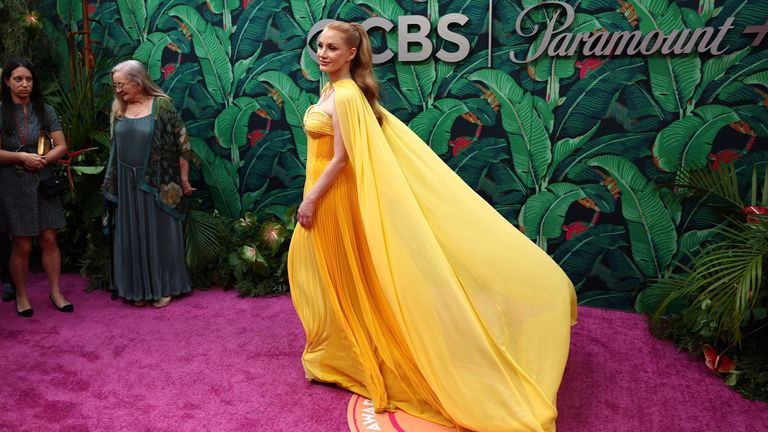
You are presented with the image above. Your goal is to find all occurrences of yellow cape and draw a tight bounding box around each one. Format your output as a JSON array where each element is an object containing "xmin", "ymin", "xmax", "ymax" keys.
[{"xmin": 298, "ymin": 79, "xmax": 577, "ymax": 432}]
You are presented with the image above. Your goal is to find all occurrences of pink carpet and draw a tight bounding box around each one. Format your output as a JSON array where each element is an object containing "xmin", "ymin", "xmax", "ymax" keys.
[{"xmin": 1, "ymin": 273, "xmax": 766, "ymax": 431}]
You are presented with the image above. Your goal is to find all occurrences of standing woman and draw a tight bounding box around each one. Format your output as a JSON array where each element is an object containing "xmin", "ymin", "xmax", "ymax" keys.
[
  {"xmin": 288, "ymin": 22, "xmax": 577, "ymax": 431},
  {"xmin": 0, "ymin": 59, "xmax": 71, "ymax": 318},
  {"xmin": 103, "ymin": 60, "xmax": 193, "ymax": 308}
]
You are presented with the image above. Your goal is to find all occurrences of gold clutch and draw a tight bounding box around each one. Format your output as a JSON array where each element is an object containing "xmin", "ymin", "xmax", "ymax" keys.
[{"xmin": 37, "ymin": 132, "xmax": 54, "ymax": 156}]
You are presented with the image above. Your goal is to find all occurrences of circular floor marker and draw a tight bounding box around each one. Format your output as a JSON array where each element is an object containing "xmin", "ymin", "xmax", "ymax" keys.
[{"xmin": 346, "ymin": 394, "xmax": 457, "ymax": 432}]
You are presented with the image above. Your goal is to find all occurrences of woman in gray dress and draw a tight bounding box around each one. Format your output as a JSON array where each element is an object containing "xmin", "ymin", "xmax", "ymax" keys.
[
  {"xmin": 103, "ymin": 60, "xmax": 193, "ymax": 308},
  {"xmin": 0, "ymin": 59, "xmax": 71, "ymax": 318}
]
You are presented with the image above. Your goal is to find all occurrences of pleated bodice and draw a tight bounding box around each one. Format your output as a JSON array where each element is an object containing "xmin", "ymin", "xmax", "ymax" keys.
[{"xmin": 303, "ymin": 107, "xmax": 338, "ymax": 188}]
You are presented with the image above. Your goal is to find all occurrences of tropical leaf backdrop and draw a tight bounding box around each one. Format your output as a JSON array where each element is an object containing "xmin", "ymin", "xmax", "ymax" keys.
[{"xmin": 40, "ymin": 0, "xmax": 767, "ymax": 309}]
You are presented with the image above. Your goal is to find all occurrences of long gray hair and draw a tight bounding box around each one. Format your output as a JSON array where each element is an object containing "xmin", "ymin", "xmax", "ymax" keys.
[{"xmin": 110, "ymin": 60, "xmax": 167, "ymax": 118}]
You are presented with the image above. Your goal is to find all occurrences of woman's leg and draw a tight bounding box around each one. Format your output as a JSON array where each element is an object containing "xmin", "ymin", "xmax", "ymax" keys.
[
  {"xmin": 39, "ymin": 229, "xmax": 70, "ymax": 307},
  {"xmin": 10, "ymin": 236, "xmax": 33, "ymax": 311}
]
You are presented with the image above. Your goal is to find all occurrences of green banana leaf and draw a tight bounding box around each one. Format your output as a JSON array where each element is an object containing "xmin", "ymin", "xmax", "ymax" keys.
[
  {"xmin": 468, "ymin": 69, "xmax": 551, "ymax": 189},
  {"xmin": 116, "ymin": 0, "xmax": 147, "ymax": 41},
  {"xmin": 134, "ymin": 33, "xmax": 174, "ymax": 81},
  {"xmin": 232, "ymin": 0, "xmax": 283, "ymax": 61},
  {"xmin": 518, "ymin": 182, "xmax": 587, "ymax": 248},
  {"xmin": 149, "ymin": 0, "xmax": 204, "ymax": 32},
  {"xmin": 409, "ymin": 98, "xmax": 476, "ymax": 155},
  {"xmin": 691, "ymin": 47, "xmax": 751, "ymax": 106},
  {"xmin": 660, "ymin": 187, "xmax": 682, "ymax": 226},
  {"xmin": 190, "ymin": 137, "xmax": 242, "ymax": 218},
  {"xmin": 553, "ymin": 58, "xmax": 645, "ymax": 140},
  {"xmin": 603, "ymin": 249, "xmax": 646, "ymax": 286},
  {"xmin": 608, "ymin": 83, "xmax": 670, "ymax": 133},
  {"xmin": 553, "ymin": 224, "xmax": 628, "ymax": 289},
  {"xmin": 675, "ymin": 228, "xmax": 720, "ymax": 262},
  {"xmin": 276, "ymin": 151, "xmax": 307, "ymax": 189},
  {"xmin": 553, "ymin": 133, "xmax": 655, "ymax": 182},
  {"xmin": 581, "ymin": 183, "xmax": 617, "ymax": 213},
  {"xmin": 238, "ymin": 51, "xmax": 302, "ymax": 95},
  {"xmin": 744, "ymin": 71, "xmax": 768, "ymax": 87},
  {"xmin": 447, "ymin": 138, "xmax": 509, "ymax": 189},
  {"xmin": 240, "ymin": 131, "xmax": 294, "ymax": 213},
  {"xmin": 290, "ymin": 0, "xmax": 327, "ymax": 30},
  {"xmin": 546, "ymin": 124, "xmax": 599, "ymax": 181},
  {"xmin": 587, "ymin": 155, "xmax": 678, "ymax": 278},
  {"xmin": 396, "ymin": 59, "xmax": 436, "ymax": 109},
  {"xmin": 301, "ymin": 46, "xmax": 322, "ymax": 83},
  {"xmin": 257, "ymin": 70, "xmax": 314, "ymax": 162},
  {"xmin": 169, "ymin": 5, "xmax": 233, "ymax": 105},
  {"xmin": 715, "ymin": 82, "xmax": 765, "ymax": 104},
  {"xmin": 208, "ymin": 0, "xmax": 238, "ymax": 32},
  {"xmin": 253, "ymin": 188, "xmax": 304, "ymax": 216},
  {"xmin": 436, "ymin": 45, "xmax": 528, "ymax": 98},
  {"xmin": 57, "ymin": 0, "xmax": 83, "ymax": 30},
  {"xmin": 446, "ymin": 0, "xmax": 490, "ymax": 36},
  {"xmin": 701, "ymin": 50, "xmax": 768, "ymax": 105},
  {"xmin": 734, "ymin": 105, "xmax": 768, "ymax": 138},
  {"xmin": 489, "ymin": 162, "xmax": 527, "ymax": 194},
  {"xmin": 653, "ymin": 105, "xmax": 739, "ymax": 172},
  {"xmin": 379, "ymin": 80, "xmax": 416, "ymax": 117},
  {"xmin": 633, "ymin": 0, "xmax": 701, "ymax": 115},
  {"xmin": 214, "ymin": 97, "xmax": 265, "ymax": 166},
  {"xmin": 352, "ymin": 0, "xmax": 406, "ymax": 20}
]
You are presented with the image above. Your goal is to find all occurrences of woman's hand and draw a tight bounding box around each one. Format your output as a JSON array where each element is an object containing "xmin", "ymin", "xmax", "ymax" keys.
[
  {"xmin": 181, "ymin": 179, "xmax": 195, "ymax": 195},
  {"xmin": 297, "ymin": 199, "xmax": 316, "ymax": 228},
  {"xmin": 21, "ymin": 153, "xmax": 47, "ymax": 171}
]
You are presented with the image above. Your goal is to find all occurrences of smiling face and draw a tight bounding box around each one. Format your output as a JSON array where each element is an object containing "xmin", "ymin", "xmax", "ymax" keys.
[
  {"xmin": 112, "ymin": 71, "xmax": 145, "ymax": 103},
  {"xmin": 317, "ymin": 28, "xmax": 357, "ymax": 79},
  {"xmin": 4, "ymin": 66, "xmax": 34, "ymax": 103}
]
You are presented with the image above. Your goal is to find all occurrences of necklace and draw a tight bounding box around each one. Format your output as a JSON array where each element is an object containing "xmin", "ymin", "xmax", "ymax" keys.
[
  {"xmin": 127, "ymin": 98, "xmax": 150, "ymax": 118},
  {"xmin": 14, "ymin": 106, "xmax": 29, "ymax": 149}
]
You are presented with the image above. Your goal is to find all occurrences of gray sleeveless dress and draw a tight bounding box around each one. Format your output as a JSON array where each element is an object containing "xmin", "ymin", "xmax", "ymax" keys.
[
  {"xmin": 112, "ymin": 114, "xmax": 191, "ymax": 301},
  {"xmin": 0, "ymin": 103, "xmax": 65, "ymax": 236}
]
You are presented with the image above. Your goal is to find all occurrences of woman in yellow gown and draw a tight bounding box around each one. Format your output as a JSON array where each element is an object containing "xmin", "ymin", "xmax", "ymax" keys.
[{"xmin": 287, "ymin": 21, "xmax": 578, "ymax": 432}]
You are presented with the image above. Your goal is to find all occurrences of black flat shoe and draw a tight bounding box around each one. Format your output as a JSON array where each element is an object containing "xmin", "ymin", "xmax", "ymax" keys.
[
  {"xmin": 14, "ymin": 298, "xmax": 33, "ymax": 318},
  {"xmin": 49, "ymin": 294, "xmax": 74, "ymax": 313}
]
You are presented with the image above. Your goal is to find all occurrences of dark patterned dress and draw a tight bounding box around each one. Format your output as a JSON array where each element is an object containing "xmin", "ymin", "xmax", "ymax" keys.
[{"xmin": 0, "ymin": 103, "xmax": 65, "ymax": 236}]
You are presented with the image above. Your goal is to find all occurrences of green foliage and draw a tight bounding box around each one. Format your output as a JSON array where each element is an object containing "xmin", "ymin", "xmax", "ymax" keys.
[
  {"xmin": 0, "ymin": 1, "xmax": 52, "ymax": 70},
  {"xmin": 184, "ymin": 209, "xmax": 296, "ymax": 297},
  {"xmin": 655, "ymin": 315, "xmax": 768, "ymax": 402},
  {"xmin": 638, "ymin": 162, "xmax": 768, "ymax": 345}
]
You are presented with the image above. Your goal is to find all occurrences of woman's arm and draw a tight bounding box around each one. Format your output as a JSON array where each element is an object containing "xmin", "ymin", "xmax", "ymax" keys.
[
  {"xmin": 297, "ymin": 95, "xmax": 349, "ymax": 229},
  {"xmin": 42, "ymin": 130, "xmax": 68, "ymax": 164},
  {"xmin": 179, "ymin": 156, "xmax": 195, "ymax": 195},
  {"xmin": 0, "ymin": 137, "xmax": 47, "ymax": 170}
]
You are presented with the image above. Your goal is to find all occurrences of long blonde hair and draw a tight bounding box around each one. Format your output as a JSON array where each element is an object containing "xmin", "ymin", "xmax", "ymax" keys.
[
  {"xmin": 324, "ymin": 21, "xmax": 383, "ymax": 123},
  {"xmin": 111, "ymin": 60, "xmax": 167, "ymax": 118}
]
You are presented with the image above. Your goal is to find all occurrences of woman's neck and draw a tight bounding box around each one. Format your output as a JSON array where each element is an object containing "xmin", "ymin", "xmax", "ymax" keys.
[
  {"xmin": 127, "ymin": 96, "xmax": 149, "ymax": 105},
  {"xmin": 11, "ymin": 95, "xmax": 30, "ymax": 105},
  {"xmin": 327, "ymin": 71, "xmax": 352, "ymax": 83}
]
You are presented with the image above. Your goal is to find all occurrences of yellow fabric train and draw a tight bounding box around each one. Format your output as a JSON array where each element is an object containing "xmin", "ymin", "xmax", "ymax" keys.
[{"xmin": 288, "ymin": 78, "xmax": 578, "ymax": 432}]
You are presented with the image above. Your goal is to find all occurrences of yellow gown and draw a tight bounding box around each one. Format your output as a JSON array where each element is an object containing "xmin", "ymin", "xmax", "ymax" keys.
[{"xmin": 288, "ymin": 79, "xmax": 577, "ymax": 432}]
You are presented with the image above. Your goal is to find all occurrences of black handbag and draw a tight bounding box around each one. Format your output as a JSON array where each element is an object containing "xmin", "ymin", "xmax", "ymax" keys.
[{"xmin": 38, "ymin": 173, "xmax": 67, "ymax": 197}]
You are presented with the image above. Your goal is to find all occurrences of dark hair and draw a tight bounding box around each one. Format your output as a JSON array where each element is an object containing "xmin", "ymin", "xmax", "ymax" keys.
[{"xmin": 1, "ymin": 58, "xmax": 48, "ymax": 138}]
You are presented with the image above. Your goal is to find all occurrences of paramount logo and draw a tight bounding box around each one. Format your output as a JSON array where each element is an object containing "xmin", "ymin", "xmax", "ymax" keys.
[{"xmin": 511, "ymin": 1, "xmax": 734, "ymax": 63}]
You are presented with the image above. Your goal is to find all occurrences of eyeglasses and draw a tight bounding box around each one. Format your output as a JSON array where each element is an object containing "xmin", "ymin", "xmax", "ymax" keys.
[
  {"xmin": 10, "ymin": 77, "xmax": 33, "ymax": 84},
  {"xmin": 112, "ymin": 81, "xmax": 133, "ymax": 90}
]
